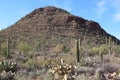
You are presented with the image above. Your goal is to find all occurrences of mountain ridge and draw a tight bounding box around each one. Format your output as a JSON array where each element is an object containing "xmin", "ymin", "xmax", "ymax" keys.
[{"xmin": 0, "ymin": 6, "xmax": 120, "ymax": 46}]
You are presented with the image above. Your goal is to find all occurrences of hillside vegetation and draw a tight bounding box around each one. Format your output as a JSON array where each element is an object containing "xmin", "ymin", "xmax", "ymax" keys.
[{"xmin": 0, "ymin": 6, "xmax": 120, "ymax": 80}]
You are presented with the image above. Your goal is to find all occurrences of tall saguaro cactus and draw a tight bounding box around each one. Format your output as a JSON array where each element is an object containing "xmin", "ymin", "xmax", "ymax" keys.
[
  {"xmin": 0, "ymin": 40, "xmax": 1, "ymax": 55},
  {"xmin": 0, "ymin": 36, "xmax": 1, "ymax": 55},
  {"xmin": 76, "ymin": 39, "xmax": 81, "ymax": 64},
  {"xmin": 108, "ymin": 37, "xmax": 112, "ymax": 55},
  {"xmin": 105, "ymin": 36, "xmax": 108, "ymax": 45},
  {"xmin": 0, "ymin": 35, "xmax": 3, "ymax": 55},
  {"xmin": 100, "ymin": 52, "xmax": 103, "ymax": 64},
  {"xmin": 7, "ymin": 36, "xmax": 10, "ymax": 58}
]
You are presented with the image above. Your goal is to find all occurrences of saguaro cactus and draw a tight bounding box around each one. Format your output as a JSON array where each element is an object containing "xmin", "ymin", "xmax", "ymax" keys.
[
  {"xmin": 108, "ymin": 37, "xmax": 112, "ymax": 55},
  {"xmin": 76, "ymin": 39, "xmax": 81, "ymax": 64},
  {"xmin": 95, "ymin": 68, "xmax": 102, "ymax": 80},
  {"xmin": 6, "ymin": 36, "xmax": 10, "ymax": 58},
  {"xmin": 0, "ymin": 35, "xmax": 2, "ymax": 55},
  {"xmin": 100, "ymin": 52, "xmax": 103, "ymax": 64},
  {"xmin": 0, "ymin": 39, "xmax": 1, "ymax": 55}
]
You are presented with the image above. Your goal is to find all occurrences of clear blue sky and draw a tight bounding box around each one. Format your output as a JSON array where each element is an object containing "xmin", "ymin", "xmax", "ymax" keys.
[{"xmin": 0, "ymin": 0, "xmax": 120, "ymax": 39}]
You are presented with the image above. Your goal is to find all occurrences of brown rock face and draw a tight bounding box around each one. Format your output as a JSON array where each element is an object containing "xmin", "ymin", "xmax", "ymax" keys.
[{"xmin": 0, "ymin": 6, "xmax": 120, "ymax": 45}]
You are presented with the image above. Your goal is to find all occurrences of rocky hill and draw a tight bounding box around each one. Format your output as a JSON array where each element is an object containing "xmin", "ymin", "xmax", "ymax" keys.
[
  {"xmin": 1, "ymin": 6, "xmax": 120, "ymax": 80},
  {"xmin": 0, "ymin": 6, "xmax": 120, "ymax": 55}
]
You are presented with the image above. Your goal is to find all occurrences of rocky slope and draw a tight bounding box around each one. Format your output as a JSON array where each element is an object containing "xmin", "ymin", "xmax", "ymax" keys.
[{"xmin": 0, "ymin": 6, "xmax": 120, "ymax": 54}]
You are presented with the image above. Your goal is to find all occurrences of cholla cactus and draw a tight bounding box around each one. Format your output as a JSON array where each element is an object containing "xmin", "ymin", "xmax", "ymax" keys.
[
  {"xmin": 0, "ymin": 60, "xmax": 17, "ymax": 72},
  {"xmin": 0, "ymin": 60, "xmax": 17, "ymax": 80},
  {"xmin": 50, "ymin": 59, "xmax": 77, "ymax": 80},
  {"xmin": 0, "ymin": 71, "xmax": 15, "ymax": 80}
]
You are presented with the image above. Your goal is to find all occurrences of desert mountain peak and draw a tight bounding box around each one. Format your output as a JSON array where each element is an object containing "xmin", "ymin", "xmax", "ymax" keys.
[{"xmin": 0, "ymin": 6, "xmax": 120, "ymax": 45}]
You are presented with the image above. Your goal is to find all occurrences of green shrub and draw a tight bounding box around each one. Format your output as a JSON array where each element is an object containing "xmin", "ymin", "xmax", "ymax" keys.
[
  {"xmin": 113, "ymin": 45, "xmax": 120, "ymax": 55},
  {"xmin": 61, "ymin": 44, "xmax": 70, "ymax": 53},
  {"xmin": 88, "ymin": 44, "xmax": 108, "ymax": 56},
  {"xmin": 17, "ymin": 42, "xmax": 33, "ymax": 54},
  {"xmin": 25, "ymin": 59, "xmax": 35, "ymax": 68},
  {"xmin": 0, "ymin": 42, "xmax": 9, "ymax": 58}
]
